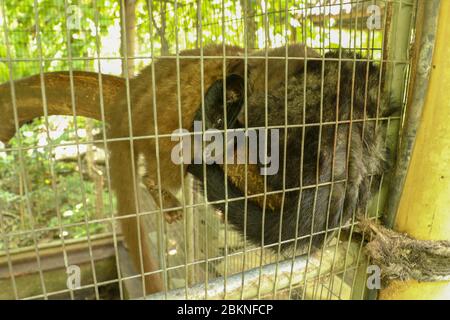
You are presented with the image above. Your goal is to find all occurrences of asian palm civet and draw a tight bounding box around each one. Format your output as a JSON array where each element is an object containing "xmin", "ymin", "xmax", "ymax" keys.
[{"xmin": 187, "ymin": 50, "xmax": 391, "ymax": 253}]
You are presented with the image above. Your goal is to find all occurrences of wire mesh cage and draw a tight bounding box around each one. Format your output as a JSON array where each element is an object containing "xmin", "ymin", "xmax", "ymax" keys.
[{"xmin": 0, "ymin": 0, "xmax": 419, "ymax": 300}]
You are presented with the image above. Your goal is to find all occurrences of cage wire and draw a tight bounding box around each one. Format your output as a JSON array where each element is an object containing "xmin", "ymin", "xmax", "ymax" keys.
[{"xmin": 0, "ymin": 0, "xmax": 418, "ymax": 300}]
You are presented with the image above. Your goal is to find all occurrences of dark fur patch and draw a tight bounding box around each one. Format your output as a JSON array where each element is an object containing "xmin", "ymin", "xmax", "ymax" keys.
[{"xmin": 188, "ymin": 50, "xmax": 392, "ymax": 252}]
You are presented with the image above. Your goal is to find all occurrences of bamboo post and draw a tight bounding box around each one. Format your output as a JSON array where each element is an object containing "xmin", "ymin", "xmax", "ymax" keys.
[{"xmin": 379, "ymin": 0, "xmax": 450, "ymax": 300}]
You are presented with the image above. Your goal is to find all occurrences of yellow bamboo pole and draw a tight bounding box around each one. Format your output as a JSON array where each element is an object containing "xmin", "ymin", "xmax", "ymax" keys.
[{"xmin": 379, "ymin": 0, "xmax": 450, "ymax": 300}]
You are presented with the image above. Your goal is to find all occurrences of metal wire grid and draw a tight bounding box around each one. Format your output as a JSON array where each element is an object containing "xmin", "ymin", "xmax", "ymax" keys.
[{"xmin": 0, "ymin": 0, "xmax": 417, "ymax": 300}]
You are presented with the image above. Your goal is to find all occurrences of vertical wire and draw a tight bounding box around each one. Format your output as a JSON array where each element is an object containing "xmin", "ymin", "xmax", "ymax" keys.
[
  {"xmin": 328, "ymin": 0, "xmax": 332, "ymax": 51},
  {"xmin": 193, "ymin": 0, "xmax": 212, "ymax": 299},
  {"xmin": 195, "ymin": 0, "xmax": 200, "ymax": 49},
  {"xmin": 62, "ymin": 0, "xmax": 100, "ymax": 300},
  {"xmin": 312, "ymin": 0, "xmax": 330, "ymax": 299},
  {"xmin": 373, "ymin": 0, "xmax": 415, "ymax": 222},
  {"xmin": 256, "ymin": 0, "xmax": 269, "ymax": 300},
  {"xmin": 32, "ymin": 0, "xmax": 74, "ymax": 300},
  {"xmin": 347, "ymin": 0, "xmax": 368, "ymax": 299},
  {"xmin": 310, "ymin": 0, "xmax": 327, "ymax": 298},
  {"xmin": 324, "ymin": 0, "xmax": 362, "ymax": 300},
  {"xmin": 145, "ymin": 0, "xmax": 169, "ymax": 299},
  {"xmin": 287, "ymin": 0, "xmax": 309, "ymax": 300},
  {"xmin": 322, "ymin": 1, "xmax": 354, "ymax": 300},
  {"xmin": 173, "ymin": 0, "xmax": 190, "ymax": 299},
  {"xmin": 1, "ymin": 0, "xmax": 48, "ymax": 300},
  {"xmin": 185, "ymin": 1, "xmax": 201, "ymax": 287},
  {"xmin": 92, "ymin": 0, "xmax": 124, "ymax": 299},
  {"xmin": 118, "ymin": 0, "xmax": 150, "ymax": 297},
  {"xmin": 359, "ymin": 0, "xmax": 364, "ymax": 55},
  {"xmin": 312, "ymin": 0, "xmax": 345, "ymax": 300},
  {"xmin": 271, "ymin": 0, "xmax": 290, "ymax": 299},
  {"xmin": 301, "ymin": 2, "xmax": 328, "ymax": 300},
  {"xmin": 0, "ymin": 0, "xmax": 19, "ymax": 300},
  {"xmin": 315, "ymin": 0, "xmax": 330, "ymax": 300},
  {"xmin": 307, "ymin": 1, "xmax": 312, "ymax": 48},
  {"xmin": 334, "ymin": 0, "xmax": 382, "ymax": 299},
  {"xmin": 239, "ymin": 0, "xmax": 250, "ymax": 300},
  {"xmin": 350, "ymin": 0, "xmax": 380, "ymax": 297},
  {"xmin": 220, "ymin": 0, "xmax": 230, "ymax": 298},
  {"xmin": 340, "ymin": 0, "xmax": 380, "ymax": 299},
  {"xmin": 174, "ymin": 0, "xmax": 189, "ymax": 299}
]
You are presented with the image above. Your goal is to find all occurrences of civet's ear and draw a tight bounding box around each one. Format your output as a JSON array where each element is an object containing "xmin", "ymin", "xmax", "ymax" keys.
[{"xmin": 195, "ymin": 73, "xmax": 245, "ymax": 130}]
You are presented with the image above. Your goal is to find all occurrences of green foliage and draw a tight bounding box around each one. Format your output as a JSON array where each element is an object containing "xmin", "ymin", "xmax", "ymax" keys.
[
  {"xmin": 0, "ymin": 117, "xmax": 111, "ymax": 249},
  {"xmin": 0, "ymin": 0, "xmax": 119, "ymax": 80},
  {"xmin": 0, "ymin": 1, "xmax": 119, "ymax": 247}
]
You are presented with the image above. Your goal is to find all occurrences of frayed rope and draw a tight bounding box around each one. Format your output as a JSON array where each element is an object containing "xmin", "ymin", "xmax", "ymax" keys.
[{"xmin": 358, "ymin": 218, "xmax": 450, "ymax": 282}]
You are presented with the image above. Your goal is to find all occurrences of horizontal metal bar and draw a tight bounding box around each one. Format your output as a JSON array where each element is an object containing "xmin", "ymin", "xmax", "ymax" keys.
[
  {"xmin": 0, "ymin": 116, "xmax": 400, "ymax": 153},
  {"xmin": 143, "ymin": 242, "xmax": 360, "ymax": 300},
  {"xmin": 0, "ymin": 55, "xmax": 410, "ymax": 64}
]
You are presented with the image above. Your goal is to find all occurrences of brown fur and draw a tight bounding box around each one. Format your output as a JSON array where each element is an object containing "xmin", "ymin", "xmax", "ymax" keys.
[
  {"xmin": 107, "ymin": 45, "xmax": 248, "ymax": 293},
  {"xmin": 98, "ymin": 44, "xmax": 325, "ymax": 293},
  {"xmin": 0, "ymin": 43, "xmax": 335, "ymax": 294}
]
